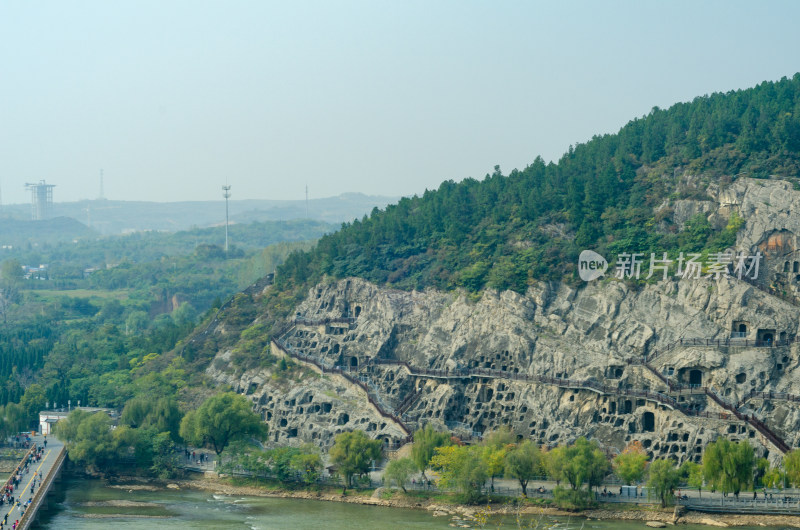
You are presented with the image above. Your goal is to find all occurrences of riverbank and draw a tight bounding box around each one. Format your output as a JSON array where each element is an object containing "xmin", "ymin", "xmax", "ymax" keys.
[{"xmin": 101, "ymin": 473, "xmax": 800, "ymax": 528}]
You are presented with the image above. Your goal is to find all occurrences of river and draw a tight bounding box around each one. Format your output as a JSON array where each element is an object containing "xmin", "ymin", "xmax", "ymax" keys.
[{"xmin": 32, "ymin": 476, "xmax": 795, "ymax": 529}]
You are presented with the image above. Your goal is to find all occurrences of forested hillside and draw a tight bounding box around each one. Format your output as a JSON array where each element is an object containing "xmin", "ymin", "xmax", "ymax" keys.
[
  {"xmin": 0, "ymin": 228, "xmax": 316, "ymax": 418},
  {"xmin": 1, "ymin": 218, "xmax": 334, "ymax": 272},
  {"xmin": 276, "ymin": 75, "xmax": 800, "ymax": 295}
]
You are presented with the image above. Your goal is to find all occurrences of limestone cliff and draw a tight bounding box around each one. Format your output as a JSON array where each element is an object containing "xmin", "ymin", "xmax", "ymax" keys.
[{"xmin": 207, "ymin": 177, "xmax": 800, "ymax": 464}]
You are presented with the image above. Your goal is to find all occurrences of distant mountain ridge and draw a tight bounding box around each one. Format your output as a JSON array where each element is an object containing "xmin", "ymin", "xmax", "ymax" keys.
[
  {"xmin": 0, "ymin": 192, "xmax": 399, "ymax": 235},
  {"xmin": 0, "ymin": 216, "xmax": 95, "ymax": 248}
]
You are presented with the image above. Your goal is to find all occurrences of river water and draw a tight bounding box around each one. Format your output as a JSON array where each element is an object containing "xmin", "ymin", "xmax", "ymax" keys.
[{"xmin": 33, "ymin": 477, "xmax": 794, "ymax": 529}]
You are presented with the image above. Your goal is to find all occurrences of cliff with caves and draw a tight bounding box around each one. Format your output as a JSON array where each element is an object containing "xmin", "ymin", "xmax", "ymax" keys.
[
  {"xmin": 204, "ymin": 177, "xmax": 800, "ymax": 465},
  {"xmin": 189, "ymin": 76, "xmax": 800, "ymax": 464}
]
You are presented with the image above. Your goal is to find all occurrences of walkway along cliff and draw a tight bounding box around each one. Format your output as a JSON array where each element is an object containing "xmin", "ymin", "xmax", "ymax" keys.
[{"xmin": 205, "ymin": 178, "xmax": 800, "ymax": 465}]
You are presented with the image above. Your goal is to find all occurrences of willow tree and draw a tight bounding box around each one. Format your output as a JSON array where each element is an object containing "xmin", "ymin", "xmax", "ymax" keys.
[
  {"xmin": 329, "ymin": 430, "xmax": 382, "ymax": 493},
  {"xmin": 702, "ymin": 438, "xmax": 755, "ymax": 498},
  {"xmin": 411, "ymin": 424, "xmax": 451, "ymax": 480},
  {"xmin": 504, "ymin": 440, "xmax": 541, "ymax": 497},
  {"xmin": 179, "ymin": 392, "xmax": 267, "ymax": 456},
  {"xmin": 647, "ymin": 459, "xmax": 680, "ymax": 507}
]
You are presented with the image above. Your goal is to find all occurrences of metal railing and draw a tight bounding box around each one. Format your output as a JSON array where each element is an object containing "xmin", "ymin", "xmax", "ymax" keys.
[
  {"xmin": 1, "ymin": 443, "xmax": 37, "ymax": 498},
  {"xmin": 679, "ymin": 495, "xmax": 800, "ymax": 515},
  {"xmin": 645, "ymin": 336, "xmax": 793, "ymax": 364},
  {"xmin": 19, "ymin": 444, "xmax": 67, "ymax": 530},
  {"xmin": 630, "ymin": 355, "xmax": 792, "ymax": 453},
  {"xmin": 738, "ymin": 389, "xmax": 800, "ymax": 407},
  {"xmin": 277, "ymin": 315, "xmax": 795, "ymax": 454},
  {"xmin": 271, "ymin": 338, "xmax": 412, "ymax": 438}
]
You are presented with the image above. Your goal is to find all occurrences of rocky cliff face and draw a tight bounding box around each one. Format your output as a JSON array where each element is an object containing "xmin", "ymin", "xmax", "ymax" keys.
[{"xmin": 207, "ymin": 177, "xmax": 800, "ymax": 463}]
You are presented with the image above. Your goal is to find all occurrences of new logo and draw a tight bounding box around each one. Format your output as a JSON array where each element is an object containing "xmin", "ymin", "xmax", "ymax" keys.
[{"xmin": 578, "ymin": 250, "xmax": 608, "ymax": 281}]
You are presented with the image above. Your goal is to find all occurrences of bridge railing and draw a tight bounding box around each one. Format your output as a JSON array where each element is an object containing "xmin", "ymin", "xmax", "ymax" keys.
[
  {"xmin": 18, "ymin": 444, "xmax": 66, "ymax": 530},
  {"xmin": 2, "ymin": 442, "xmax": 37, "ymax": 500}
]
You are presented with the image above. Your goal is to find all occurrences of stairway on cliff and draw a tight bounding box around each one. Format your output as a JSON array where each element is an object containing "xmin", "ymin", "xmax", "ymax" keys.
[{"xmin": 635, "ymin": 343, "xmax": 792, "ymax": 454}]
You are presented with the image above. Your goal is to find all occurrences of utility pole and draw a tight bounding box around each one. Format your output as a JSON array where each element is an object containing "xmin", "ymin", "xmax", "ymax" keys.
[
  {"xmin": 305, "ymin": 184, "xmax": 309, "ymax": 219},
  {"xmin": 222, "ymin": 184, "xmax": 231, "ymax": 253}
]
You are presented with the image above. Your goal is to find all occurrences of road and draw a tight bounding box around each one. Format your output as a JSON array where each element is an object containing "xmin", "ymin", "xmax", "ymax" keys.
[{"xmin": 0, "ymin": 434, "xmax": 64, "ymax": 529}]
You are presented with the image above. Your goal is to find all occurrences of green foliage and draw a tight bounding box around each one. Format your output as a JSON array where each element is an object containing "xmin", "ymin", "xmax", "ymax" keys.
[
  {"xmin": 785, "ymin": 449, "xmax": 800, "ymax": 487},
  {"xmin": 270, "ymin": 75, "xmax": 800, "ymax": 294},
  {"xmin": 552, "ymin": 486, "xmax": 594, "ymax": 510},
  {"xmin": 329, "ymin": 430, "xmax": 383, "ymax": 490},
  {"xmin": 1, "ymin": 260, "xmax": 23, "ymax": 283},
  {"xmin": 268, "ymin": 446, "xmax": 302, "ymax": 483},
  {"xmin": 545, "ymin": 437, "xmax": 610, "ymax": 491},
  {"xmin": 150, "ymin": 431, "xmax": 182, "ymax": 479},
  {"xmin": 219, "ymin": 441, "xmax": 270, "ymax": 479},
  {"xmin": 613, "ymin": 442, "xmax": 649, "ymax": 485},
  {"xmin": 680, "ymin": 460, "xmax": 705, "ymax": 490},
  {"xmin": 384, "ymin": 457, "xmax": 417, "ymax": 493},
  {"xmin": 647, "ymin": 459, "xmax": 681, "ymax": 508},
  {"xmin": 289, "ymin": 444, "xmax": 323, "ymax": 485},
  {"xmin": 0, "ymin": 402, "xmax": 27, "ymax": 439},
  {"xmin": 125, "ymin": 310, "xmax": 149, "ymax": 334},
  {"xmin": 220, "ymin": 442, "xmax": 321, "ymax": 486},
  {"xmin": 179, "ymin": 392, "xmax": 267, "ymax": 455},
  {"xmin": 411, "ymin": 424, "xmax": 452, "ymax": 479},
  {"xmin": 480, "ymin": 444, "xmax": 508, "ymax": 490},
  {"xmin": 171, "ymin": 302, "xmax": 197, "ymax": 326},
  {"xmin": 121, "ymin": 396, "xmax": 183, "ymax": 442},
  {"xmin": 504, "ymin": 440, "xmax": 541, "ymax": 497},
  {"xmin": 56, "ymin": 410, "xmax": 116, "ymax": 471},
  {"xmin": 429, "ymin": 444, "xmax": 488, "ymax": 504},
  {"xmin": 482, "ymin": 426, "xmax": 516, "ymax": 448},
  {"xmin": 4, "ymin": 220, "xmax": 332, "ymax": 270},
  {"xmin": 702, "ymin": 438, "xmax": 755, "ymax": 495},
  {"xmin": 56, "ymin": 406, "xmax": 183, "ymax": 478},
  {"xmin": 480, "ymin": 427, "xmax": 515, "ymax": 489},
  {"xmin": 763, "ymin": 466, "xmax": 787, "ymax": 489},
  {"xmin": 19, "ymin": 384, "xmax": 47, "ymax": 425}
]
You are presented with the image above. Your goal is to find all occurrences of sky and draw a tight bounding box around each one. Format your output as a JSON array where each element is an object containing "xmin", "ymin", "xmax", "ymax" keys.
[{"xmin": 1, "ymin": 1, "xmax": 799, "ymax": 205}]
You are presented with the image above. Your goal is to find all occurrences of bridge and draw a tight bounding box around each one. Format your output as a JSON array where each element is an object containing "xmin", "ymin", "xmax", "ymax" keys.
[{"xmin": 1, "ymin": 434, "xmax": 66, "ymax": 530}]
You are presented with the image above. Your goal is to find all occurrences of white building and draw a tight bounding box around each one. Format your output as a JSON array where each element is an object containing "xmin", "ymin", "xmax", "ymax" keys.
[{"xmin": 38, "ymin": 407, "xmax": 118, "ymax": 435}]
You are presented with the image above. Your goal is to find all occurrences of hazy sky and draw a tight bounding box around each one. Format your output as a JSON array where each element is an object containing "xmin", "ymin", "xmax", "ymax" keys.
[{"xmin": 1, "ymin": 1, "xmax": 799, "ymax": 205}]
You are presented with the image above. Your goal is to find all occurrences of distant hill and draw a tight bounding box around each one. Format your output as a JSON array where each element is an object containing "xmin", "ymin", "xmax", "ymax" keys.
[
  {"xmin": 0, "ymin": 193, "xmax": 398, "ymax": 235},
  {"xmin": 0, "ymin": 216, "xmax": 95, "ymax": 248},
  {"xmin": 2, "ymin": 218, "xmax": 336, "ymax": 268}
]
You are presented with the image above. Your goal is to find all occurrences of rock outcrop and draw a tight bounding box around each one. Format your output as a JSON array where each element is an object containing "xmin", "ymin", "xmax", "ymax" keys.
[{"xmin": 207, "ymin": 177, "xmax": 800, "ymax": 461}]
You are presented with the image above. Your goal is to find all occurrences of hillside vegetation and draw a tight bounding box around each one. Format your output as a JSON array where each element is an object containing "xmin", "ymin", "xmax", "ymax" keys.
[{"xmin": 276, "ymin": 75, "xmax": 800, "ymax": 295}]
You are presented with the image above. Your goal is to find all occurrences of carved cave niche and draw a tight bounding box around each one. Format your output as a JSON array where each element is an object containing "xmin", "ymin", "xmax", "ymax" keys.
[
  {"xmin": 642, "ymin": 411, "xmax": 655, "ymax": 433},
  {"xmin": 758, "ymin": 229, "xmax": 795, "ymax": 257}
]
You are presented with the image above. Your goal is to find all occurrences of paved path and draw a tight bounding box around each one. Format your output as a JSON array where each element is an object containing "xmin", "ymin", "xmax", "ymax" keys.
[{"xmin": 0, "ymin": 434, "xmax": 64, "ymax": 529}]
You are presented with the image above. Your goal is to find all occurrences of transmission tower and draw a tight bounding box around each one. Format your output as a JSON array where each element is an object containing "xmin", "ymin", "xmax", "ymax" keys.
[{"xmin": 222, "ymin": 184, "xmax": 231, "ymax": 252}]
